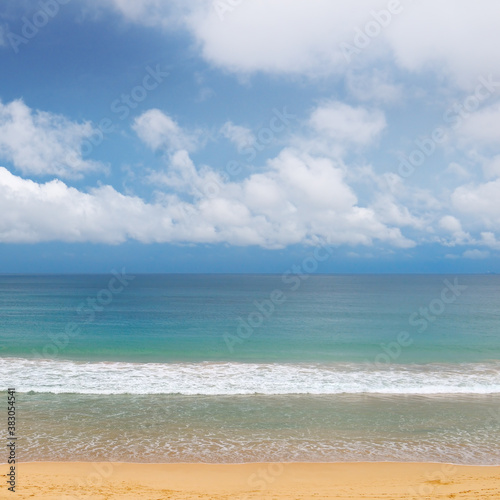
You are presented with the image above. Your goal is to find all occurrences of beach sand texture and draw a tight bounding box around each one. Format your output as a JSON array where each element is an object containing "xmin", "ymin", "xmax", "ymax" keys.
[{"xmin": 2, "ymin": 462, "xmax": 500, "ymax": 499}]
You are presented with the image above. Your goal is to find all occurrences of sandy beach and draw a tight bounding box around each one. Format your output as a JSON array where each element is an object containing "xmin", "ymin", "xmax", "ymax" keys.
[{"xmin": 2, "ymin": 462, "xmax": 500, "ymax": 499}]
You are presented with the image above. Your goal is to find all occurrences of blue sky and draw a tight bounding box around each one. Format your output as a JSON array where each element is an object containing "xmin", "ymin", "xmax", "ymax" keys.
[{"xmin": 1, "ymin": 0, "xmax": 500, "ymax": 273}]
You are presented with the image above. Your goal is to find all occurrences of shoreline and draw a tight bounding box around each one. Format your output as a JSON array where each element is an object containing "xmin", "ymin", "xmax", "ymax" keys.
[
  {"xmin": 2, "ymin": 461, "xmax": 500, "ymax": 499},
  {"xmin": 4, "ymin": 459, "xmax": 500, "ymax": 466}
]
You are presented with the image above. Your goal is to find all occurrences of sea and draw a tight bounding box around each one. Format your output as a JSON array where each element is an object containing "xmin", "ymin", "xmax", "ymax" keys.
[{"xmin": 1, "ymin": 273, "xmax": 500, "ymax": 464}]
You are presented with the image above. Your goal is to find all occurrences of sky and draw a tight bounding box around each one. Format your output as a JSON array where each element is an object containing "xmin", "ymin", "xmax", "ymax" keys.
[{"xmin": 0, "ymin": 0, "xmax": 500, "ymax": 273}]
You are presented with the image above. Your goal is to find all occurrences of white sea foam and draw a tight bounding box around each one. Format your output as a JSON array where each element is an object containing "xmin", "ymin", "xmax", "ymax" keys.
[{"xmin": 1, "ymin": 358, "xmax": 500, "ymax": 395}]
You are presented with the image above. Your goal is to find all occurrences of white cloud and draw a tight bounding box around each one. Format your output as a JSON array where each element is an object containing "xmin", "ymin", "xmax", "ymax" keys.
[
  {"xmin": 437, "ymin": 181, "xmax": 500, "ymax": 250},
  {"xmin": 220, "ymin": 121, "xmax": 254, "ymax": 149},
  {"xmin": 148, "ymin": 149, "xmax": 215, "ymax": 193},
  {"xmin": 190, "ymin": 0, "xmax": 368, "ymax": 76},
  {"xmin": 0, "ymin": 99, "xmax": 105, "ymax": 178},
  {"xmin": 151, "ymin": 147, "xmax": 416, "ymax": 248},
  {"xmin": 346, "ymin": 70, "xmax": 403, "ymax": 103},
  {"xmin": 463, "ymin": 249, "xmax": 490, "ymax": 259},
  {"xmin": 372, "ymin": 194, "xmax": 426, "ymax": 230},
  {"xmin": 455, "ymin": 101, "xmax": 500, "ymax": 147},
  {"xmin": 102, "ymin": 0, "xmax": 500, "ymax": 88},
  {"xmin": 438, "ymin": 215, "xmax": 470, "ymax": 246},
  {"xmin": 439, "ymin": 215, "xmax": 461, "ymax": 233},
  {"xmin": 386, "ymin": 0, "xmax": 500, "ymax": 88},
  {"xmin": 92, "ymin": 0, "xmax": 187, "ymax": 28},
  {"xmin": 0, "ymin": 143, "xmax": 415, "ymax": 249},
  {"xmin": 482, "ymin": 155, "xmax": 500, "ymax": 179},
  {"xmin": 0, "ymin": 166, "xmax": 161, "ymax": 244},
  {"xmin": 132, "ymin": 109, "xmax": 198, "ymax": 152},
  {"xmin": 106, "ymin": 0, "xmax": 162, "ymax": 22},
  {"xmin": 0, "ymin": 98, "xmax": 413, "ymax": 250},
  {"xmin": 451, "ymin": 179, "xmax": 500, "ymax": 230},
  {"xmin": 309, "ymin": 101, "xmax": 386, "ymax": 146},
  {"xmin": 445, "ymin": 162, "xmax": 470, "ymax": 179},
  {"xmin": 478, "ymin": 232, "xmax": 500, "ymax": 250},
  {"xmin": 2, "ymin": 94, "xmax": 498, "ymax": 254}
]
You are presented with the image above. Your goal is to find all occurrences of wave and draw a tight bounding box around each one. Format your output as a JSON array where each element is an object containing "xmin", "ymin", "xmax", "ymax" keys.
[{"xmin": 1, "ymin": 358, "xmax": 500, "ymax": 395}]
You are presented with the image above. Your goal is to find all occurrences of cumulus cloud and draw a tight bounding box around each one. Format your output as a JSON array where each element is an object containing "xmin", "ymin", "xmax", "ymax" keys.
[
  {"xmin": 0, "ymin": 99, "xmax": 105, "ymax": 178},
  {"xmin": 438, "ymin": 215, "xmax": 470, "ymax": 246},
  {"xmin": 439, "ymin": 215, "xmax": 463, "ymax": 234},
  {"xmin": 132, "ymin": 109, "xmax": 199, "ymax": 152},
  {"xmin": 445, "ymin": 162, "xmax": 471, "ymax": 179},
  {"xmin": 1, "ymin": 95, "xmax": 498, "ymax": 253},
  {"xmin": 385, "ymin": 0, "xmax": 500, "ymax": 88},
  {"xmin": 463, "ymin": 249, "xmax": 490, "ymax": 259},
  {"xmin": 101, "ymin": 0, "xmax": 500, "ymax": 87},
  {"xmin": 435, "ymin": 180, "xmax": 500, "ymax": 250},
  {"xmin": 190, "ymin": 0, "xmax": 370, "ymax": 76},
  {"xmin": 346, "ymin": 70, "xmax": 403, "ymax": 103},
  {"xmin": 308, "ymin": 101, "xmax": 386, "ymax": 146},
  {"xmin": 451, "ymin": 179, "xmax": 500, "ymax": 230},
  {"xmin": 1, "ymin": 94, "xmax": 497, "ymax": 254},
  {"xmin": 479, "ymin": 232, "xmax": 500, "ymax": 250},
  {"xmin": 372, "ymin": 194, "xmax": 427, "ymax": 230},
  {"xmin": 0, "ymin": 166, "xmax": 159, "ymax": 244},
  {"xmin": 454, "ymin": 101, "xmax": 500, "ymax": 148},
  {"xmin": 481, "ymin": 155, "xmax": 500, "ymax": 179},
  {"xmin": 129, "ymin": 103, "xmax": 414, "ymax": 248},
  {"xmin": 162, "ymin": 146, "xmax": 415, "ymax": 248},
  {"xmin": 219, "ymin": 121, "xmax": 255, "ymax": 149},
  {"xmin": 0, "ymin": 145, "xmax": 415, "ymax": 249},
  {"xmin": 106, "ymin": 0, "xmax": 163, "ymax": 22},
  {"xmin": 89, "ymin": 0, "xmax": 187, "ymax": 28}
]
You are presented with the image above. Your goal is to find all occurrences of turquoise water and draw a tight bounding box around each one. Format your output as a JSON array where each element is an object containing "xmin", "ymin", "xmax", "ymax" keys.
[
  {"xmin": 1, "ymin": 274, "xmax": 499, "ymax": 363},
  {"xmin": 1, "ymin": 274, "xmax": 500, "ymax": 463}
]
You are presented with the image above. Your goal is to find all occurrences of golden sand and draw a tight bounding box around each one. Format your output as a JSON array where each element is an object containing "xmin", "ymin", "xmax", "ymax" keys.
[{"xmin": 1, "ymin": 462, "xmax": 500, "ymax": 499}]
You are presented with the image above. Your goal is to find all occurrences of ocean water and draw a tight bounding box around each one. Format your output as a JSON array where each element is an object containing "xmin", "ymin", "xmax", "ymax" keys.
[{"xmin": 1, "ymin": 274, "xmax": 500, "ymax": 464}]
